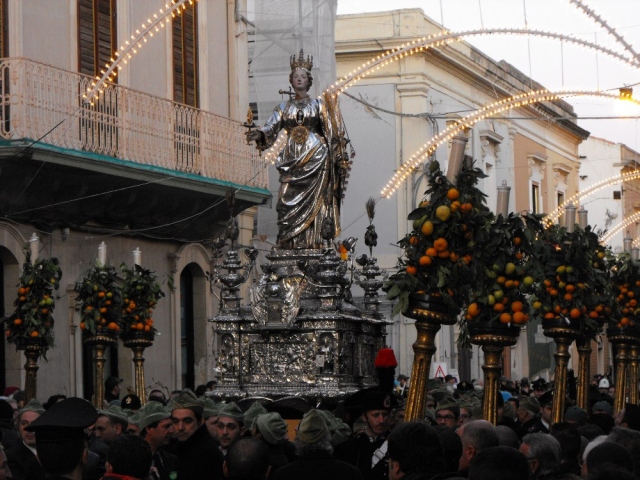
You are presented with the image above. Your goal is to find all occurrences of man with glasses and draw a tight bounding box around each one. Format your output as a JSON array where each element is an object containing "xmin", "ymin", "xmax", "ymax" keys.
[{"xmin": 434, "ymin": 397, "xmax": 459, "ymax": 430}]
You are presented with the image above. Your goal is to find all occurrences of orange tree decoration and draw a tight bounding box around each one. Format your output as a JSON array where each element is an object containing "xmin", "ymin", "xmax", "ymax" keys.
[
  {"xmin": 459, "ymin": 212, "xmax": 545, "ymax": 343},
  {"xmin": 75, "ymin": 261, "xmax": 123, "ymax": 336},
  {"xmin": 383, "ymin": 160, "xmax": 493, "ymax": 317},
  {"xmin": 119, "ymin": 264, "xmax": 166, "ymax": 338},
  {"xmin": 610, "ymin": 252, "xmax": 640, "ymax": 329},
  {"xmin": 5, "ymin": 247, "xmax": 62, "ymax": 356},
  {"xmin": 530, "ymin": 224, "xmax": 616, "ymax": 333}
]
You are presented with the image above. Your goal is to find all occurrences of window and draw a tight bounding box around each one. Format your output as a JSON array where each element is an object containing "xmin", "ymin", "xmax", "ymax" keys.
[
  {"xmin": 557, "ymin": 192, "xmax": 564, "ymax": 209},
  {"xmin": 531, "ymin": 183, "xmax": 540, "ymax": 214},
  {"xmin": 172, "ymin": 3, "xmax": 199, "ymax": 107},
  {"xmin": 78, "ymin": 0, "xmax": 117, "ymax": 78}
]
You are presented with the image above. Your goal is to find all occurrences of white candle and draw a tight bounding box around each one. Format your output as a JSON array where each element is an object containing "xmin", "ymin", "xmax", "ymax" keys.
[
  {"xmin": 133, "ymin": 247, "xmax": 141, "ymax": 266},
  {"xmin": 98, "ymin": 242, "xmax": 107, "ymax": 265},
  {"xmin": 29, "ymin": 233, "xmax": 39, "ymax": 265}
]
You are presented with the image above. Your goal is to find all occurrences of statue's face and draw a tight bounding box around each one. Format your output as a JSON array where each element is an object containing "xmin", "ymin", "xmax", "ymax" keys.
[{"xmin": 292, "ymin": 69, "xmax": 309, "ymax": 91}]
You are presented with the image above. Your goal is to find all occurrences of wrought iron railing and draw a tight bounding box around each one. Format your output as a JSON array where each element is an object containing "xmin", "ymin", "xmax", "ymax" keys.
[{"xmin": 0, "ymin": 58, "xmax": 267, "ymax": 189}]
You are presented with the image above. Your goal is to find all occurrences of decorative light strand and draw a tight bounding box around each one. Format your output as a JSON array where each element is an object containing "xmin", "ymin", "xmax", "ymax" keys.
[
  {"xmin": 569, "ymin": 0, "xmax": 640, "ymax": 62},
  {"xmin": 545, "ymin": 169, "xmax": 640, "ymax": 227},
  {"xmin": 324, "ymin": 28, "xmax": 640, "ymax": 100},
  {"xmin": 84, "ymin": 0, "xmax": 198, "ymax": 104},
  {"xmin": 380, "ymin": 90, "xmax": 640, "ymax": 198},
  {"xmin": 602, "ymin": 210, "xmax": 640, "ymax": 244}
]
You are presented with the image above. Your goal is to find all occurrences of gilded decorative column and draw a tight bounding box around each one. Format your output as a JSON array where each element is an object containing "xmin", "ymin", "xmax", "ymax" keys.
[
  {"xmin": 544, "ymin": 320, "xmax": 579, "ymax": 424},
  {"xmin": 404, "ymin": 294, "xmax": 455, "ymax": 421},
  {"xmin": 629, "ymin": 343, "xmax": 639, "ymax": 405},
  {"xmin": 122, "ymin": 333, "xmax": 154, "ymax": 406},
  {"xmin": 84, "ymin": 333, "xmax": 117, "ymax": 409},
  {"xmin": 607, "ymin": 326, "xmax": 634, "ymax": 413},
  {"xmin": 576, "ymin": 335, "xmax": 593, "ymax": 411},
  {"xmin": 23, "ymin": 342, "xmax": 43, "ymax": 403}
]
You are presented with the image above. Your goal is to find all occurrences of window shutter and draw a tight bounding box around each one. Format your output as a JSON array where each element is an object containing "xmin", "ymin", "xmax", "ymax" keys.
[
  {"xmin": 173, "ymin": 3, "xmax": 198, "ymax": 107},
  {"xmin": 78, "ymin": 0, "xmax": 117, "ymax": 80}
]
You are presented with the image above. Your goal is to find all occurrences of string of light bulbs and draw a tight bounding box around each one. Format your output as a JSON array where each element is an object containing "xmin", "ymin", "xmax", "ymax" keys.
[
  {"xmin": 84, "ymin": 0, "xmax": 198, "ymax": 105},
  {"xmin": 602, "ymin": 210, "xmax": 640, "ymax": 245}
]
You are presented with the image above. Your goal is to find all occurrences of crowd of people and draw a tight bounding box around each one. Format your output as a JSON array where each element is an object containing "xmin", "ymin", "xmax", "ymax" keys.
[{"xmin": 0, "ymin": 365, "xmax": 636, "ymax": 479}]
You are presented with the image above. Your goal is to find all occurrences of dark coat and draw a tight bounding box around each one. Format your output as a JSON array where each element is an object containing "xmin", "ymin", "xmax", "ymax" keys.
[
  {"xmin": 334, "ymin": 432, "xmax": 388, "ymax": 480},
  {"xmin": 174, "ymin": 425, "xmax": 223, "ymax": 480},
  {"xmin": 272, "ymin": 452, "xmax": 363, "ymax": 480},
  {"xmin": 150, "ymin": 450, "xmax": 177, "ymax": 480},
  {"xmin": 6, "ymin": 441, "xmax": 37, "ymax": 480}
]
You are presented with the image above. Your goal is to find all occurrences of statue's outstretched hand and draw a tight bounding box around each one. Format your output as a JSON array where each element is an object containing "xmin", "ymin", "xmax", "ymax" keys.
[{"xmin": 246, "ymin": 130, "xmax": 262, "ymax": 144}]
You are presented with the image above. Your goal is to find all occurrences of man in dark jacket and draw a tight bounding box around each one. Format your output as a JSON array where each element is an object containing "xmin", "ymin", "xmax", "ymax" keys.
[
  {"xmin": 334, "ymin": 390, "xmax": 391, "ymax": 480},
  {"xmin": 6, "ymin": 399, "xmax": 45, "ymax": 480},
  {"xmin": 139, "ymin": 401, "xmax": 176, "ymax": 480},
  {"xmin": 169, "ymin": 390, "xmax": 223, "ymax": 479},
  {"xmin": 101, "ymin": 435, "xmax": 152, "ymax": 480},
  {"xmin": 388, "ymin": 422, "xmax": 445, "ymax": 480},
  {"xmin": 273, "ymin": 409, "xmax": 362, "ymax": 480}
]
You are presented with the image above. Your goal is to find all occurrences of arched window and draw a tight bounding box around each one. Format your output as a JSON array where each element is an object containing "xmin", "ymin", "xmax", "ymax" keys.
[
  {"xmin": 180, "ymin": 268, "xmax": 195, "ymax": 389},
  {"xmin": 179, "ymin": 262, "xmax": 208, "ymax": 390}
]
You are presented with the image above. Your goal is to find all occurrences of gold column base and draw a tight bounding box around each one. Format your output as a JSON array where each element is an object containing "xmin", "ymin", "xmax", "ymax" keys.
[
  {"xmin": 405, "ymin": 320, "xmax": 441, "ymax": 421},
  {"xmin": 23, "ymin": 344, "xmax": 42, "ymax": 404},
  {"xmin": 543, "ymin": 322, "xmax": 579, "ymax": 424},
  {"xmin": 629, "ymin": 345, "xmax": 639, "ymax": 405},
  {"xmin": 123, "ymin": 334, "xmax": 154, "ymax": 406},
  {"xmin": 576, "ymin": 335, "xmax": 593, "ymax": 411},
  {"xmin": 607, "ymin": 327, "xmax": 636, "ymax": 414},
  {"xmin": 84, "ymin": 334, "xmax": 117, "ymax": 409}
]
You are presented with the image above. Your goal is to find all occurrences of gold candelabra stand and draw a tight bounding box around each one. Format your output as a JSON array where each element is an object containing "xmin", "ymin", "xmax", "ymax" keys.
[
  {"xmin": 22, "ymin": 340, "xmax": 45, "ymax": 403},
  {"xmin": 122, "ymin": 332, "xmax": 154, "ymax": 406},
  {"xmin": 607, "ymin": 326, "xmax": 636, "ymax": 413},
  {"xmin": 543, "ymin": 319, "xmax": 580, "ymax": 424},
  {"xmin": 468, "ymin": 323, "xmax": 521, "ymax": 425},
  {"xmin": 404, "ymin": 293, "xmax": 456, "ymax": 421},
  {"xmin": 575, "ymin": 334, "xmax": 594, "ymax": 411},
  {"xmin": 84, "ymin": 333, "xmax": 118, "ymax": 409}
]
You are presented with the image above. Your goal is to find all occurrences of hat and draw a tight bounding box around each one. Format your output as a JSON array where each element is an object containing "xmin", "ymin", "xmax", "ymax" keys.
[
  {"xmin": 565, "ymin": 406, "xmax": 588, "ymax": 426},
  {"xmin": 436, "ymin": 396, "xmax": 460, "ymax": 415},
  {"xmin": 202, "ymin": 398, "xmax": 222, "ymax": 419},
  {"xmin": 20, "ymin": 399, "xmax": 45, "ymax": 416},
  {"xmin": 598, "ymin": 378, "xmax": 610, "ymax": 389},
  {"xmin": 243, "ymin": 402, "xmax": 268, "ymax": 428},
  {"xmin": 316, "ymin": 410, "xmax": 351, "ymax": 445},
  {"xmin": 121, "ymin": 394, "xmax": 141, "ymax": 411},
  {"xmin": 500, "ymin": 391, "xmax": 513, "ymax": 402},
  {"xmin": 520, "ymin": 377, "xmax": 530, "ymax": 387},
  {"xmin": 360, "ymin": 390, "xmax": 393, "ymax": 412},
  {"xmin": 99, "ymin": 405, "xmax": 129, "ymax": 427},
  {"xmin": 105, "ymin": 376, "xmax": 123, "ymax": 391},
  {"xmin": 538, "ymin": 391, "xmax": 554, "ymax": 407},
  {"xmin": 138, "ymin": 401, "xmax": 170, "ymax": 431},
  {"xmin": 519, "ymin": 396, "xmax": 540, "ymax": 415},
  {"xmin": 255, "ymin": 412, "xmax": 287, "ymax": 445},
  {"xmin": 125, "ymin": 410, "xmax": 141, "ymax": 426},
  {"xmin": 532, "ymin": 378, "xmax": 547, "ymax": 391},
  {"xmin": 457, "ymin": 381, "xmax": 474, "ymax": 393},
  {"xmin": 25, "ymin": 397, "xmax": 98, "ymax": 443},
  {"xmin": 397, "ymin": 374, "xmax": 409, "ymax": 381},
  {"xmin": 3, "ymin": 387, "xmax": 19, "ymax": 397},
  {"xmin": 169, "ymin": 390, "xmax": 204, "ymax": 415},
  {"xmin": 592, "ymin": 400, "xmax": 613, "ymax": 416},
  {"xmin": 217, "ymin": 402, "xmax": 244, "ymax": 425},
  {"xmin": 297, "ymin": 409, "xmax": 329, "ymax": 444}
]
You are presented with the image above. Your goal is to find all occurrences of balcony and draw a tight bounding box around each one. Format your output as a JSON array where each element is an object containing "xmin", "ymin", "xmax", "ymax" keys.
[{"xmin": 0, "ymin": 58, "xmax": 270, "ymax": 240}]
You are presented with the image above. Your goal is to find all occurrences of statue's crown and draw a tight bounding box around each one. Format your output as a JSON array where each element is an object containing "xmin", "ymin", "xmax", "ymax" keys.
[{"xmin": 290, "ymin": 49, "xmax": 313, "ymax": 72}]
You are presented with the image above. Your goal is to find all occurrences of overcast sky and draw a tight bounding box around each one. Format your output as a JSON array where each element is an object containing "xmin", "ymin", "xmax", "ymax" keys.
[{"xmin": 337, "ymin": 0, "xmax": 640, "ymax": 150}]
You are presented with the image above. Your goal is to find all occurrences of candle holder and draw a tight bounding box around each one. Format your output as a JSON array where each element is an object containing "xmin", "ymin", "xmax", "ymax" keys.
[{"xmin": 607, "ymin": 325, "xmax": 637, "ymax": 413}]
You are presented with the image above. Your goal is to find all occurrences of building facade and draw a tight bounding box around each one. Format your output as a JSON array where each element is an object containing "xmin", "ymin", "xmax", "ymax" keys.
[
  {"xmin": 335, "ymin": 9, "xmax": 590, "ymax": 383},
  {"xmin": 0, "ymin": 0, "xmax": 269, "ymax": 401}
]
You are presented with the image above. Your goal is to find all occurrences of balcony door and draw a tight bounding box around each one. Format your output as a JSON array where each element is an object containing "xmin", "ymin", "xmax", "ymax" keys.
[{"xmin": 78, "ymin": 0, "xmax": 118, "ymax": 156}]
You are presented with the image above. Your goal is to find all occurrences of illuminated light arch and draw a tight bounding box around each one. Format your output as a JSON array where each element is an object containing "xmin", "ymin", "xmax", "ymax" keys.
[
  {"xmin": 84, "ymin": 0, "xmax": 199, "ymax": 104},
  {"xmin": 545, "ymin": 171, "xmax": 640, "ymax": 227},
  {"xmin": 324, "ymin": 28, "xmax": 640, "ymax": 99},
  {"xmin": 602, "ymin": 211, "xmax": 640, "ymax": 245},
  {"xmin": 380, "ymin": 90, "xmax": 640, "ymax": 198}
]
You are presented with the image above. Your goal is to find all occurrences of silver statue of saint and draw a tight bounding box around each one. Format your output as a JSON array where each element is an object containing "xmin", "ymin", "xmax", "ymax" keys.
[{"xmin": 247, "ymin": 50, "xmax": 351, "ymax": 249}]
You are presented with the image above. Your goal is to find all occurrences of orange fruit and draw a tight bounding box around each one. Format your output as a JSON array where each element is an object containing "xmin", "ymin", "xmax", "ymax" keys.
[
  {"xmin": 449, "ymin": 252, "xmax": 459, "ymax": 262},
  {"xmin": 511, "ymin": 301, "xmax": 524, "ymax": 312},
  {"xmin": 493, "ymin": 303, "xmax": 505, "ymax": 312},
  {"xmin": 98, "ymin": 292, "xmax": 106, "ymax": 298},
  {"xmin": 467, "ymin": 303, "xmax": 480, "ymax": 317},
  {"xmin": 80, "ymin": 322, "xmax": 86, "ymax": 330},
  {"xmin": 144, "ymin": 325, "xmax": 151, "ymax": 332},
  {"xmin": 421, "ymin": 221, "xmax": 434, "ymax": 236},
  {"xmin": 438, "ymin": 250, "xmax": 450, "ymax": 259},
  {"xmin": 621, "ymin": 317, "xmax": 630, "ymax": 327},
  {"xmin": 107, "ymin": 322, "xmax": 118, "ymax": 331},
  {"xmin": 564, "ymin": 293, "xmax": 573, "ymax": 302},
  {"xmin": 589, "ymin": 311, "xmax": 599, "ymax": 319},
  {"xmin": 409, "ymin": 236, "xmax": 419, "ymax": 245},
  {"xmin": 513, "ymin": 237, "xmax": 522, "ymax": 246},
  {"xmin": 13, "ymin": 318, "xmax": 21, "ymax": 326},
  {"xmin": 499, "ymin": 313, "xmax": 512, "ymax": 324},
  {"xmin": 544, "ymin": 312, "xmax": 555, "ymax": 320},
  {"xmin": 513, "ymin": 311, "xmax": 527, "ymax": 324},
  {"xmin": 406, "ymin": 265, "xmax": 417, "ymax": 275},
  {"xmin": 419, "ymin": 256, "xmax": 432, "ymax": 266},
  {"xmin": 433, "ymin": 238, "xmax": 448, "ymax": 252},
  {"xmin": 99, "ymin": 307, "xmax": 107, "ymax": 314},
  {"xmin": 565, "ymin": 284, "xmax": 575, "ymax": 293},
  {"xmin": 30, "ymin": 331, "xmax": 39, "ymax": 337},
  {"xmin": 447, "ymin": 188, "xmax": 460, "ymax": 200},
  {"xmin": 425, "ymin": 247, "xmax": 438, "ymax": 257},
  {"xmin": 570, "ymin": 308, "xmax": 582, "ymax": 319}
]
